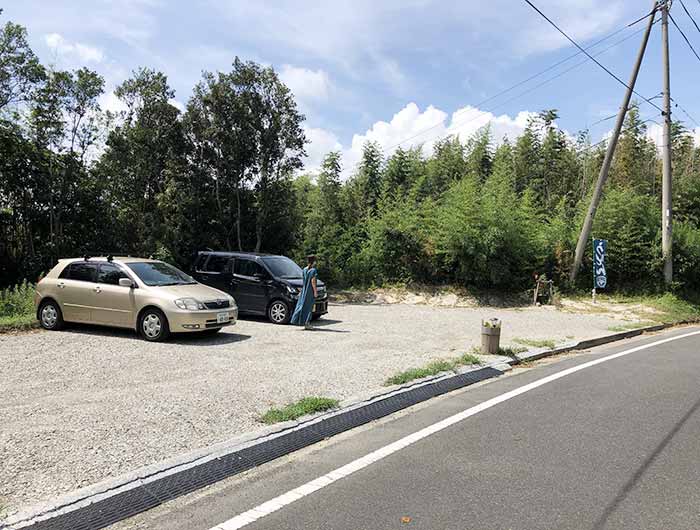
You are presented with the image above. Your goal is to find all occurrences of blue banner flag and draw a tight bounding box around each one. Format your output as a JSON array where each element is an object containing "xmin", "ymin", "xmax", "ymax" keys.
[{"xmin": 593, "ymin": 239, "xmax": 607, "ymax": 289}]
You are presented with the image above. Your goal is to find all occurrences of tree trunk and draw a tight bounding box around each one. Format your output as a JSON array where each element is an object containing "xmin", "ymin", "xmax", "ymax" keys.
[{"xmin": 235, "ymin": 186, "xmax": 243, "ymax": 251}]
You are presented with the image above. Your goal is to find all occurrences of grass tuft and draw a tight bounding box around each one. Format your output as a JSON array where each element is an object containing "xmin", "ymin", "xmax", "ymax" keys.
[
  {"xmin": 513, "ymin": 337, "xmax": 557, "ymax": 349},
  {"xmin": 385, "ymin": 352, "xmax": 484, "ymax": 386},
  {"xmin": 607, "ymin": 321, "xmax": 656, "ymax": 332},
  {"xmin": 260, "ymin": 396, "xmax": 339, "ymax": 425},
  {"xmin": 0, "ymin": 281, "xmax": 37, "ymax": 333},
  {"xmin": 497, "ymin": 345, "xmax": 528, "ymax": 357}
]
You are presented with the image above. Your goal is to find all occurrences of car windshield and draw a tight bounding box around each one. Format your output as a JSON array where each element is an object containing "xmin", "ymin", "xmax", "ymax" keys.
[
  {"xmin": 262, "ymin": 256, "xmax": 303, "ymax": 279},
  {"xmin": 126, "ymin": 261, "xmax": 197, "ymax": 286}
]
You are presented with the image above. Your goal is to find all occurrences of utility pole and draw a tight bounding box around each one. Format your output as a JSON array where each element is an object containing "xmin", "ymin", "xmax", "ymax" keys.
[
  {"xmin": 661, "ymin": 1, "xmax": 673, "ymax": 284},
  {"xmin": 570, "ymin": 1, "xmax": 658, "ymax": 283}
]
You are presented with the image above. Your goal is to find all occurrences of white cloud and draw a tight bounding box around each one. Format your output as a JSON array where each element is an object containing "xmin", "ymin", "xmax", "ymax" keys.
[
  {"xmin": 344, "ymin": 103, "xmax": 536, "ymax": 170},
  {"xmin": 212, "ymin": 0, "xmax": 632, "ymax": 92},
  {"xmin": 303, "ymin": 126, "xmax": 343, "ymax": 172},
  {"xmin": 644, "ymin": 123, "xmax": 700, "ymax": 149},
  {"xmin": 169, "ymin": 98, "xmax": 186, "ymax": 113},
  {"xmin": 688, "ymin": 127, "xmax": 700, "ymax": 147},
  {"xmin": 98, "ymin": 91, "xmax": 128, "ymax": 114},
  {"xmin": 305, "ymin": 102, "xmax": 542, "ymax": 178},
  {"xmin": 280, "ymin": 65, "xmax": 331, "ymax": 103},
  {"xmin": 44, "ymin": 33, "xmax": 104, "ymax": 63}
]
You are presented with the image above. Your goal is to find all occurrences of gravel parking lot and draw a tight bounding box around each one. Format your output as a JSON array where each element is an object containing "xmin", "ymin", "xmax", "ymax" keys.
[{"xmin": 1, "ymin": 301, "xmax": 626, "ymax": 515}]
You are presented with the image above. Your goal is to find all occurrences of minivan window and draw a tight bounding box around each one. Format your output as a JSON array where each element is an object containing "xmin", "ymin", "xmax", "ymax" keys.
[
  {"xmin": 262, "ymin": 256, "xmax": 303, "ymax": 279},
  {"xmin": 203, "ymin": 255, "xmax": 230, "ymax": 273},
  {"xmin": 61, "ymin": 262, "xmax": 97, "ymax": 282},
  {"xmin": 126, "ymin": 262, "xmax": 196, "ymax": 286},
  {"xmin": 98, "ymin": 263, "xmax": 128, "ymax": 285},
  {"xmin": 234, "ymin": 259, "xmax": 266, "ymax": 278}
]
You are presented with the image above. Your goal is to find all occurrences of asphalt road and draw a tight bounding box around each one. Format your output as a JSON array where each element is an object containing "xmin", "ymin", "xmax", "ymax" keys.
[{"xmin": 114, "ymin": 326, "xmax": 700, "ymax": 530}]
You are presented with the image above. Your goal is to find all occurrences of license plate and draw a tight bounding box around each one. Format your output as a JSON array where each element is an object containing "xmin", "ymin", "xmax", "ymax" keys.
[{"xmin": 216, "ymin": 312, "xmax": 229, "ymax": 323}]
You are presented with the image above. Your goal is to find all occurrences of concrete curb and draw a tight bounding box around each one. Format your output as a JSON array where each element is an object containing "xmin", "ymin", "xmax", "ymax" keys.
[{"xmin": 3, "ymin": 320, "xmax": 692, "ymax": 530}]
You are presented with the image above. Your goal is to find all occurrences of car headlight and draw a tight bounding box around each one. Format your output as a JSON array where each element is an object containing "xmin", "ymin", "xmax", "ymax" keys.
[
  {"xmin": 175, "ymin": 298, "xmax": 205, "ymax": 311},
  {"xmin": 228, "ymin": 295, "xmax": 237, "ymax": 308},
  {"xmin": 286, "ymin": 285, "xmax": 300, "ymax": 295}
]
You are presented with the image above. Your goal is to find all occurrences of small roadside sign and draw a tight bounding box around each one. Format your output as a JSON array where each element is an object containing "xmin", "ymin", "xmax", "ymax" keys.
[{"xmin": 593, "ymin": 239, "xmax": 607, "ymax": 289}]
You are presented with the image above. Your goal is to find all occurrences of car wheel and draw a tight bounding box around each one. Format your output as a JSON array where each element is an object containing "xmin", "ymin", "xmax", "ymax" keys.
[
  {"xmin": 138, "ymin": 308, "xmax": 170, "ymax": 342},
  {"xmin": 268, "ymin": 300, "xmax": 291, "ymax": 325},
  {"xmin": 39, "ymin": 300, "xmax": 64, "ymax": 331}
]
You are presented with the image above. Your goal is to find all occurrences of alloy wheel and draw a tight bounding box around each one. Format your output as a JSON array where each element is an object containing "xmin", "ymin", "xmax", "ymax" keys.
[{"xmin": 270, "ymin": 302, "xmax": 287, "ymax": 324}]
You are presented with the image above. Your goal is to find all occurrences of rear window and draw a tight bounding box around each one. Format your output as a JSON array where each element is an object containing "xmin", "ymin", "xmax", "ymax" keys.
[
  {"xmin": 59, "ymin": 262, "xmax": 97, "ymax": 282},
  {"xmin": 234, "ymin": 259, "xmax": 266, "ymax": 278},
  {"xmin": 203, "ymin": 255, "xmax": 231, "ymax": 273},
  {"xmin": 98, "ymin": 263, "xmax": 129, "ymax": 285}
]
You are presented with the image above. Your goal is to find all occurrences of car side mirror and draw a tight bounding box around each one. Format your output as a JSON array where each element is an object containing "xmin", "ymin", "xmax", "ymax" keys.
[{"xmin": 119, "ymin": 278, "xmax": 134, "ymax": 288}]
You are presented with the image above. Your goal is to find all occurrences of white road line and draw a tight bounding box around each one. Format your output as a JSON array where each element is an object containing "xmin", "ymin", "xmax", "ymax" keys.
[{"xmin": 210, "ymin": 330, "xmax": 700, "ymax": 530}]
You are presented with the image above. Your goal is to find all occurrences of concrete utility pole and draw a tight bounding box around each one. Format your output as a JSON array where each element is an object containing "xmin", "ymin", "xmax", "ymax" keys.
[
  {"xmin": 570, "ymin": 2, "xmax": 658, "ymax": 283},
  {"xmin": 661, "ymin": 1, "xmax": 673, "ymax": 284}
]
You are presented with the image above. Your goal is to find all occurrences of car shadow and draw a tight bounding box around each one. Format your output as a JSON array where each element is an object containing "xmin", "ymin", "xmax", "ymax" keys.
[
  {"xmin": 236, "ymin": 314, "xmax": 270, "ymax": 324},
  {"xmin": 310, "ymin": 318, "xmax": 343, "ymax": 327},
  {"xmin": 62, "ymin": 323, "xmax": 252, "ymax": 345}
]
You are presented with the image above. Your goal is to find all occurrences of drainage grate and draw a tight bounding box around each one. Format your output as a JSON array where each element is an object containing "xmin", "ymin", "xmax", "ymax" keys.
[
  {"xmin": 20, "ymin": 366, "xmax": 504, "ymax": 530},
  {"xmin": 28, "ymin": 485, "xmax": 161, "ymax": 530}
]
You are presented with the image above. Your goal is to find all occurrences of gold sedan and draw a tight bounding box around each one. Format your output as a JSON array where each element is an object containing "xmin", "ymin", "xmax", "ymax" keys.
[{"xmin": 35, "ymin": 257, "xmax": 238, "ymax": 341}]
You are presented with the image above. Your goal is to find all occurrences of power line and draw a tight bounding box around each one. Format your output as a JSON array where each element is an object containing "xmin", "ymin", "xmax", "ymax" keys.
[
  {"xmin": 388, "ymin": 21, "xmax": 655, "ymax": 151},
  {"xmin": 671, "ymin": 97, "xmax": 700, "ymax": 126},
  {"xmin": 387, "ymin": 9, "xmax": 657, "ymax": 150},
  {"xmin": 522, "ymin": 0, "xmax": 664, "ymax": 113},
  {"xmin": 434, "ymin": 26, "xmax": 655, "ymax": 142},
  {"xmin": 668, "ymin": 10, "xmax": 700, "ymax": 63},
  {"xmin": 679, "ymin": 0, "xmax": 700, "ymax": 35},
  {"xmin": 587, "ymin": 100, "xmax": 661, "ymax": 128},
  {"xmin": 587, "ymin": 113, "xmax": 664, "ymax": 150}
]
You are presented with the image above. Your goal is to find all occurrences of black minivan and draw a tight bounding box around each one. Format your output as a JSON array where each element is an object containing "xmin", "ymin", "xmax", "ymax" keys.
[{"xmin": 192, "ymin": 251, "xmax": 328, "ymax": 324}]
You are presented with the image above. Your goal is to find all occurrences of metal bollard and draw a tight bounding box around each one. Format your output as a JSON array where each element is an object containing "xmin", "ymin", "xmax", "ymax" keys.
[{"xmin": 481, "ymin": 318, "xmax": 501, "ymax": 354}]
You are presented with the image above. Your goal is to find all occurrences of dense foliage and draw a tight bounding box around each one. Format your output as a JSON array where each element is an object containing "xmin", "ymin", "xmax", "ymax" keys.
[{"xmin": 2, "ymin": 13, "xmax": 700, "ymax": 293}]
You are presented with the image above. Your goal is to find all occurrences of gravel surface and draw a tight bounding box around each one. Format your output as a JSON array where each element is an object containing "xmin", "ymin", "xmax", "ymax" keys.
[{"xmin": 0, "ymin": 302, "xmax": 625, "ymax": 515}]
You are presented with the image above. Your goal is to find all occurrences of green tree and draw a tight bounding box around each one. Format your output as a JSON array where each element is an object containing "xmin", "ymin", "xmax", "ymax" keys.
[
  {"xmin": 358, "ymin": 141, "xmax": 383, "ymax": 213},
  {"xmin": 0, "ymin": 13, "xmax": 45, "ymax": 112},
  {"xmin": 465, "ymin": 126, "xmax": 492, "ymax": 181},
  {"xmin": 95, "ymin": 68, "xmax": 183, "ymax": 254},
  {"xmin": 610, "ymin": 104, "xmax": 656, "ymax": 193}
]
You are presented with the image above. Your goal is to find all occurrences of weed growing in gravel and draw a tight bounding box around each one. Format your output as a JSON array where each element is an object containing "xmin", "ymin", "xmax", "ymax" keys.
[
  {"xmin": 497, "ymin": 346, "xmax": 528, "ymax": 357},
  {"xmin": 385, "ymin": 353, "xmax": 484, "ymax": 386},
  {"xmin": 0, "ymin": 282, "xmax": 37, "ymax": 332},
  {"xmin": 513, "ymin": 337, "xmax": 557, "ymax": 349},
  {"xmin": 607, "ymin": 321, "xmax": 656, "ymax": 332},
  {"xmin": 260, "ymin": 397, "xmax": 340, "ymax": 424}
]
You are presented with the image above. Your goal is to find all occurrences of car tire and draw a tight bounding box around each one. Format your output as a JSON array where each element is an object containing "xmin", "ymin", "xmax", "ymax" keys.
[
  {"xmin": 268, "ymin": 300, "xmax": 291, "ymax": 325},
  {"xmin": 138, "ymin": 308, "xmax": 171, "ymax": 342},
  {"xmin": 38, "ymin": 299, "xmax": 64, "ymax": 331}
]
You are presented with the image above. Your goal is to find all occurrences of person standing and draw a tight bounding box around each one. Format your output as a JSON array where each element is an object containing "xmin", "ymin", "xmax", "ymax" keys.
[{"xmin": 291, "ymin": 255, "xmax": 318, "ymax": 329}]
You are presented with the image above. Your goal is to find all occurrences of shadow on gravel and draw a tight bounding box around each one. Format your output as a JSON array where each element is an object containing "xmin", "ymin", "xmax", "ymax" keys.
[
  {"xmin": 236, "ymin": 315, "xmax": 345, "ymax": 329},
  {"xmin": 310, "ymin": 318, "xmax": 343, "ymax": 327},
  {"xmin": 60, "ymin": 324, "xmax": 252, "ymax": 345}
]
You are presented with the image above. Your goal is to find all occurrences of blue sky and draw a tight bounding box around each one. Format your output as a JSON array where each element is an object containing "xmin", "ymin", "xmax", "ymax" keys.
[{"xmin": 5, "ymin": 0, "xmax": 700, "ymax": 171}]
